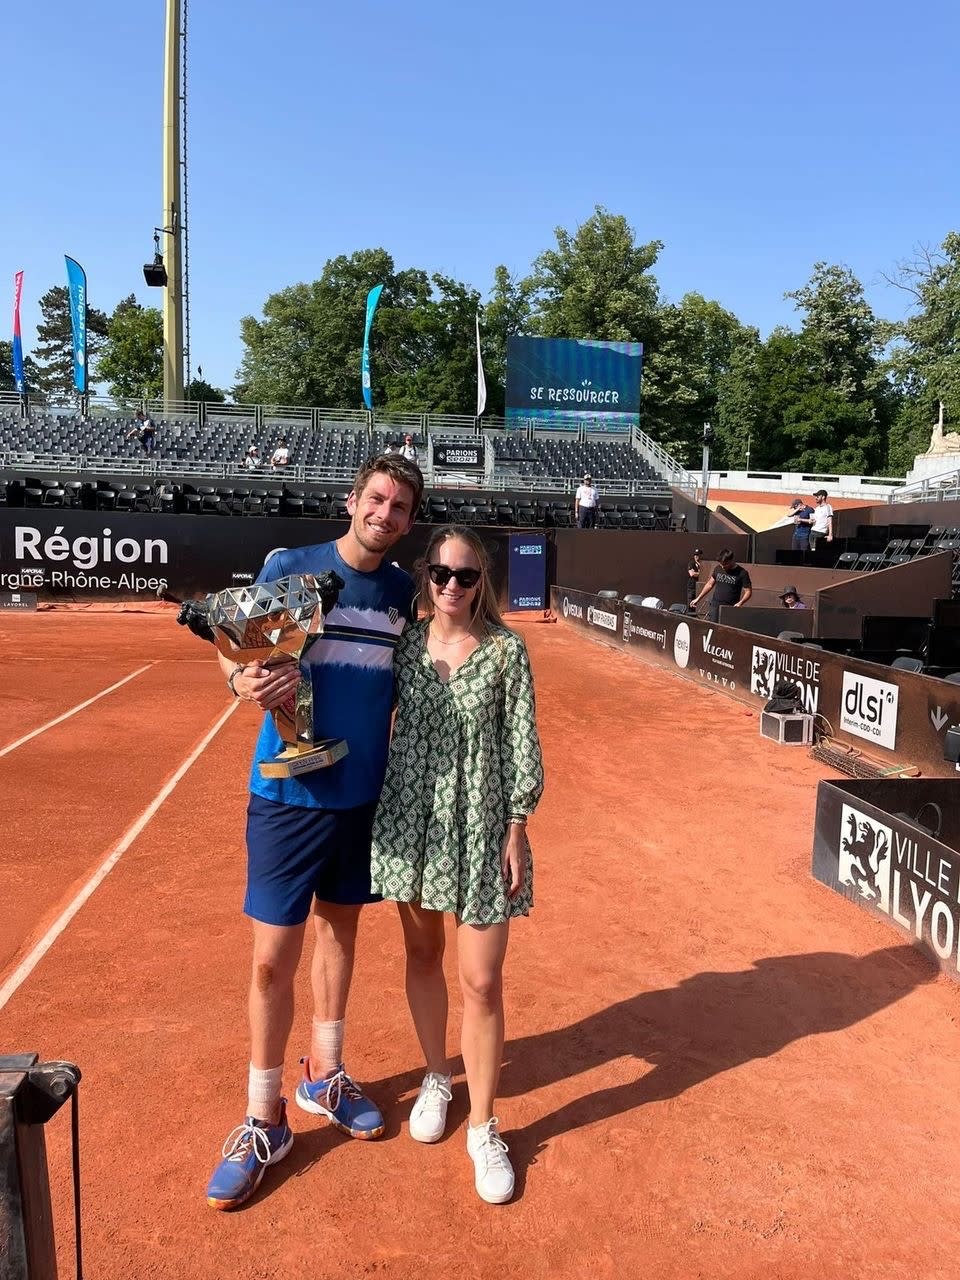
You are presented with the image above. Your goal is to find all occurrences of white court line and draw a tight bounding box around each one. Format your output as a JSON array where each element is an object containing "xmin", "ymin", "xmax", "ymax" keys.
[
  {"xmin": 0, "ymin": 664, "xmax": 155, "ymax": 758},
  {"xmin": 0, "ymin": 699, "xmax": 239, "ymax": 1012}
]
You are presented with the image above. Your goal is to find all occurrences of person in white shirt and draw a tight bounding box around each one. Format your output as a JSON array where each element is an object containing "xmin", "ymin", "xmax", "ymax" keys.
[
  {"xmin": 400, "ymin": 435, "xmax": 419, "ymax": 463},
  {"xmin": 575, "ymin": 474, "xmax": 599, "ymax": 529},
  {"xmin": 243, "ymin": 444, "xmax": 262, "ymax": 471},
  {"xmin": 809, "ymin": 489, "xmax": 834, "ymax": 551},
  {"xmin": 270, "ymin": 438, "xmax": 290, "ymax": 470}
]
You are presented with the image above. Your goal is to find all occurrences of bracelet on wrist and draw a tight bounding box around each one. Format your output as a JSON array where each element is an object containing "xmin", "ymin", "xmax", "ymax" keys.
[
  {"xmin": 507, "ymin": 815, "xmax": 527, "ymax": 826},
  {"xmin": 227, "ymin": 663, "xmax": 247, "ymax": 698}
]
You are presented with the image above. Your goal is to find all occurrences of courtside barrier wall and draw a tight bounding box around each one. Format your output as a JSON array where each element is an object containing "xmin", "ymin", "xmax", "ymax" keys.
[
  {"xmin": 551, "ymin": 585, "xmax": 960, "ymax": 778},
  {"xmin": 0, "ymin": 511, "xmax": 528, "ymax": 606},
  {"xmin": 813, "ymin": 778, "xmax": 960, "ymax": 981}
]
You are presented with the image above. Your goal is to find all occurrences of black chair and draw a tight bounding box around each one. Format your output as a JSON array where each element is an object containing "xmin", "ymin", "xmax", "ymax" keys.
[
  {"xmin": 200, "ymin": 494, "xmax": 221, "ymax": 515},
  {"xmin": 496, "ymin": 502, "xmax": 516, "ymax": 526},
  {"xmin": 41, "ymin": 487, "xmax": 66, "ymax": 507},
  {"xmin": 891, "ymin": 655, "xmax": 924, "ymax": 673},
  {"xmin": 284, "ymin": 496, "xmax": 304, "ymax": 517},
  {"xmin": 620, "ymin": 511, "xmax": 639, "ymax": 529},
  {"xmin": 184, "ymin": 493, "xmax": 202, "ymax": 515},
  {"xmin": 943, "ymin": 672, "xmax": 960, "ymax": 684},
  {"xmin": 597, "ymin": 590, "xmax": 619, "ymax": 602},
  {"xmin": 777, "ymin": 631, "xmax": 806, "ymax": 644},
  {"xmin": 264, "ymin": 497, "xmax": 282, "ymax": 516},
  {"xmin": 116, "ymin": 490, "xmax": 137, "ymax": 512},
  {"xmin": 516, "ymin": 505, "xmax": 537, "ymax": 527},
  {"xmin": 668, "ymin": 603, "xmax": 690, "ymax": 614},
  {"xmin": 242, "ymin": 495, "xmax": 263, "ymax": 517},
  {"xmin": 602, "ymin": 510, "xmax": 622, "ymax": 529},
  {"xmin": 95, "ymin": 489, "xmax": 117, "ymax": 511},
  {"xmin": 855, "ymin": 552, "xmax": 884, "ymax": 572}
]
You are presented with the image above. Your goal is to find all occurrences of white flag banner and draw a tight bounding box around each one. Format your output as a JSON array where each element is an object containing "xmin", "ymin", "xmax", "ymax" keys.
[{"xmin": 476, "ymin": 311, "xmax": 487, "ymax": 417}]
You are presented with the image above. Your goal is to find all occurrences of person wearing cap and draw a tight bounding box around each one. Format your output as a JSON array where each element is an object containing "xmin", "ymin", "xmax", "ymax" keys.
[
  {"xmin": 575, "ymin": 474, "xmax": 599, "ymax": 529},
  {"xmin": 686, "ymin": 547, "xmax": 703, "ymax": 606},
  {"xmin": 243, "ymin": 443, "xmax": 262, "ymax": 471},
  {"xmin": 779, "ymin": 585, "xmax": 807, "ymax": 609},
  {"xmin": 809, "ymin": 489, "xmax": 834, "ymax": 551},
  {"xmin": 401, "ymin": 434, "xmax": 419, "ymax": 463},
  {"xmin": 789, "ymin": 498, "xmax": 815, "ymax": 552}
]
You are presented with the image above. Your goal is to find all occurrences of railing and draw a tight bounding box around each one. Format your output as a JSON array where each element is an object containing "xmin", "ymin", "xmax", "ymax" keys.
[
  {"xmin": 630, "ymin": 425, "xmax": 698, "ymax": 496},
  {"xmin": 888, "ymin": 466, "xmax": 960, "ymax": 503},
  {"xmin": 0, "ymin": 451, "xmax": 671, "ymax": 496},
  {"xmin": 707, "ymin": 469, "xmax": 908, "ymax": 499}
]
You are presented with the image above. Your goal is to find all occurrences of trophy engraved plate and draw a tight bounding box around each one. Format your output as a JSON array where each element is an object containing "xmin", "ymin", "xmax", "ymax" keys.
[{"xmin": 170, "ymin": 571, "xmax": 347, "ymax": 778}]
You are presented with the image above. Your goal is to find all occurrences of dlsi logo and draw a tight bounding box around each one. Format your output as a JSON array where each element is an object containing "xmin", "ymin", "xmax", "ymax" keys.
[{"xmin": 840, "ymin": 671, "xmax": 899, "ymax": 751}]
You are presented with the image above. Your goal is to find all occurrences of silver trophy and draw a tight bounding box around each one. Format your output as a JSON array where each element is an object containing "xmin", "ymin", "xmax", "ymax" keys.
[{"xmin": 169, "ymin": 571, "xmax": 347, "ymax": 778}]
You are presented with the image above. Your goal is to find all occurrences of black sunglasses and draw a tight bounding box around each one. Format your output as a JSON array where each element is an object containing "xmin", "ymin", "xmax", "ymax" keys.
[{"xmin": 427, "ymin": 563, "xmax": 481, "ymax": 589}]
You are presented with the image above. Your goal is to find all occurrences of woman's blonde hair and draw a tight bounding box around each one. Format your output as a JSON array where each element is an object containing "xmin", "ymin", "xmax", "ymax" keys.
[{"xmin": 416, "ymin": 525, "xmax": 505, "ymax": 636}]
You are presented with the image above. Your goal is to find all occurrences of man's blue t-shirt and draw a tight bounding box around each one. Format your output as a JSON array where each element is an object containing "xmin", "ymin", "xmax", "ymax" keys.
[
  {"xmin": 247, "ymin": 541, "xmax": 414, "ymax": 811},
  {"xmin": 792, "ymin": 505, "xmax": 815, "ymax": 542}
]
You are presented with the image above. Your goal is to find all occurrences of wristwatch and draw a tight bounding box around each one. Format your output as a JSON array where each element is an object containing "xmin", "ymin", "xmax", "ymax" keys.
[{"xmin": 227, "ymin": 663, "xmax": 246, "ymax": 698}]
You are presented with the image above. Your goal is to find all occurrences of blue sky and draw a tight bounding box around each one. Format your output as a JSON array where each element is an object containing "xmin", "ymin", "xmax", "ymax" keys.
[{"xmin": 6, "ymin": 0, "xmax": 958, "ymax": 392}]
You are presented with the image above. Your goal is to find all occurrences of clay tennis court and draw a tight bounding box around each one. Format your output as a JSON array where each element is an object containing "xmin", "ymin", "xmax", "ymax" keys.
[{"xmin": 2, "ymin": 611, "xmax": 959, "ymax": 1280}]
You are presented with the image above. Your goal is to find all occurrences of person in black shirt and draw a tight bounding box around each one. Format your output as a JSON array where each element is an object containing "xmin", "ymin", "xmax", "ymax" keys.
[
  {"xmin": 689, "ymin": 548, "xmax": 752, "ymax": 623},
  {"xmin": 686, "ymin": 548, "xmax": 703, "ymax": 606}
]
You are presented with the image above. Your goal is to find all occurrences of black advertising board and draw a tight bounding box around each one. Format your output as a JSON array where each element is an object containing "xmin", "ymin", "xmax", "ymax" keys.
[
  {"xmin": 432, "ymin": 441, "xmax": 484, "ymax": 470},
  {"xmin": 551, "ymin": 584, "xmax": 960, "ymax": 777},
  {"xmin": 812, "ymin": 778, "xmax": 960, "ymax": 981},
  {"xmin": 0, "ymin": 510, "xmax": 519, "ymax": 605}
]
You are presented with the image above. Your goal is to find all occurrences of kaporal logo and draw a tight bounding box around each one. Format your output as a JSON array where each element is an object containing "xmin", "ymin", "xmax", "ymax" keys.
[{"xmin": 702, "ymin": 628, "xmax": 734, "ymax": 665}]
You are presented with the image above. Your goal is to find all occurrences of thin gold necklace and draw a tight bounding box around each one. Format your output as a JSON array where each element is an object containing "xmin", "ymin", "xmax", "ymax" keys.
[{"xmin": 429, "ymin": 622, "xmax": 474, "ymax": 646}]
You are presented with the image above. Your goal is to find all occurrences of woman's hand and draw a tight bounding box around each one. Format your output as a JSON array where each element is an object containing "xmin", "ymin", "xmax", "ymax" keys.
[
  {"xmin": 234, "ymin": 659, "xmax": 301, "ymax": 712},
  {"xmin": 500, "ymin": 824, "xmax": 529, "ymax": 898}
]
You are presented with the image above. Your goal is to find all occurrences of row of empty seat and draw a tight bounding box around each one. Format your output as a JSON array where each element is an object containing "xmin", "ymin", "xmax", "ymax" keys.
[{"xmin": 0, "ymin": 478, "xmax": 674, "ymax": 529}]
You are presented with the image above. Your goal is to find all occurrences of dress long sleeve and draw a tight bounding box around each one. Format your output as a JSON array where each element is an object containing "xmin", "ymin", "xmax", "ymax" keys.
[{"xmin": 500, "ymin": 635, "xmax": 544, "ymax": 817}]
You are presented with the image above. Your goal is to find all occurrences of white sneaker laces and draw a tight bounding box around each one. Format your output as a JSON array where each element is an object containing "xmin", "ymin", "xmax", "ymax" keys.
[
  {"xmin": 324, "ymin": 1067, "xmax": 363, "ymax": 1113},
  {"xmin": 221, "ymin": 1121, "xmax": 272, "ymax": 1166},
  {"xmin": 473, "ymin": 1117, "xmax": 510, "ymax": 1170},
  {"xmin": 417, "ymin": 1073, "xmax": 453, "ymax": 1116}
]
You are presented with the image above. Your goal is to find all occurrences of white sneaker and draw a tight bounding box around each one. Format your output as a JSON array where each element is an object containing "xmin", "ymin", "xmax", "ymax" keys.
[
  {"xmin": 408, "ymin": 1072, "xmax": 453, "ymax": 1144},
  {"xmin": 466, "ymin": 1117, "xmax": 514, "ymax": 1204}
]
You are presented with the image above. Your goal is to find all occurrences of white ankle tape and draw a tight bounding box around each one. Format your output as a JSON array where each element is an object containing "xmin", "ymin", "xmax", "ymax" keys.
[{"xmin": 247, "ymin": 1063, "xmax": 284, "ymax": 1113}]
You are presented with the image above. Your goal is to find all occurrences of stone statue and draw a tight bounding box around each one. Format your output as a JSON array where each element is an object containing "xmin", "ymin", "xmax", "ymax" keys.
[{"xmin": 925, "ymin": 402, "xmax": 960, "ymax": 456}]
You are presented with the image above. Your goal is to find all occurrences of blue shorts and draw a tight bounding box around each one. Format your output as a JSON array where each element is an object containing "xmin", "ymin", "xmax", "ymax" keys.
[{"xmin": 244, "ymin": 794, "xmax": 380, "ymax": 927}]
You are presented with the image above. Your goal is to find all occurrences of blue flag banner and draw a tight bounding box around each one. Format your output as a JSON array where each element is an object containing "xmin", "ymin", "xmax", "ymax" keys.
[
  {"xmin": 65, "ymin": 256, "xmax": 88, "ymax": 394},
  {"xmin": 361, "ymin": 283, "xmax": 383, "ymax": 410}
]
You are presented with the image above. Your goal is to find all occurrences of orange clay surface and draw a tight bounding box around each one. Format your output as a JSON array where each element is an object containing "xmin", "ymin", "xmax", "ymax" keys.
[{"xmin": 1, "ymin": 613, "xmax": 959, "ymax": 1280}]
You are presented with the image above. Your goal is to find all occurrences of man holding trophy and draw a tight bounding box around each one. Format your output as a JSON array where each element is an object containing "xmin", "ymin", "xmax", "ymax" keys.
[{"xmin": 204, "ymin": 454, "xmax": 423, "ymax": 1210}]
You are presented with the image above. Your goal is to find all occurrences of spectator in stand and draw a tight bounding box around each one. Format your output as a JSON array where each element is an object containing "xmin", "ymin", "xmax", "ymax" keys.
[
  {"xmin": 789, "ymin": 498, "xmax": 815, "ymax": 552},
  {"xmin": 809, "ymin": 490, "xmax": 834, "ymax": 551},
  {"xmin": 243, "ymin": 444, "xmax": 262, "ymax": 471},
  {"xmin": 400, "ymin": 434, "xmax": 419, "ymax": 463},
  {"xmin": 686, "ymin": 548, "xmax": 703, "ymax": 606},
  {"xmin": 575, "ymin": 474, "xmax": 599, "ymax": 529},
  {"xmin": 779, "ymin": 585, "xmax": 807, "ymax": 610},
  {"xmin": 689, "ymin": 549, "xmax": 753, "ymax": 623},
  {"xmin": 270, "ymin": 438, "xmax": 290, "ymax": 470},
  {"xmin": 126, "ymin": 409, "xmax": 156, "ymax": 454}
]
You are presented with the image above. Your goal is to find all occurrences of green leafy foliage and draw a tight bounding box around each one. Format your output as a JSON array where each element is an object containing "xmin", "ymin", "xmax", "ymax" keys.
[
  {"xmin": 96, "ymin": 296, "xmax": 164, "ymax": 400},
  {"xmin": 31, "ymin": 285, "xmax": 108, "ymax": 399}
]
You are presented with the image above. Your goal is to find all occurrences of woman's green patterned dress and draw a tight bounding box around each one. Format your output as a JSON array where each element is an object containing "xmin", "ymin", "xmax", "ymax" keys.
[{"xmin": 370, "ymin": 620, "xmax": 544, "ymax": 925}]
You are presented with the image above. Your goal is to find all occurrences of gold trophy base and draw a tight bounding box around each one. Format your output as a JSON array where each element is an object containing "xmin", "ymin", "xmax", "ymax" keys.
[{"xmin": 259, "ymin": 738, "xmax": 349, "ymax": 779}]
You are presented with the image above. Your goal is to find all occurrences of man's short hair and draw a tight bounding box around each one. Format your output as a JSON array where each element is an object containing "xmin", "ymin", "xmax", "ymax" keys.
[
  {"xmin": 814, "ymin": 488, "xmax": 828, "ymax": 498},
  {"xmin": 352, "ymin": 454, "xmax": 424, "ymax": 513},
  {"xmin": 718, "ymin": 548, "xmax": 735, "ymax": 562}
]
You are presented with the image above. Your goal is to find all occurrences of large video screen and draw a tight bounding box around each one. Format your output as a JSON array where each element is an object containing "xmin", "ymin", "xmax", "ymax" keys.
[{"xmin": 505, "ymin": 336, "xmax": 643, "ymax": 427}]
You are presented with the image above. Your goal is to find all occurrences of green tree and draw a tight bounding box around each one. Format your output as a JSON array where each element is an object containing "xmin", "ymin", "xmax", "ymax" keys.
[
  {"xmin": 525, "ymin": 206, "xmax": 662, "ymax": 341},
  {"xmin": 185, "ymin": 376, "xmax": 226, "ymax": 403},
  {"xmin": 480, "ymin": 265, "xmax": 533, "ymax": 416},
  {"xmin": 238, "ymin": 248, "xmax": 433, "ymax": 409},
  {"xmin": 96, "ymin": 295, "xmax": 164, "ymax": 400},
  {"xmin": 382, "ymin": 273, "xmax": 482, "ymax": 413},
  {"xmin": 0, "ymin": 340, "xmax": 40, "ymax": 393},
  {"xmin": 884, "ymin": 233, "xmax": 960, "ymax": 471},
  {"xmin": 643, "ymin": 293, "xmax": 750, "ymax": 465},
  {"xmin": 31, "ymin": 284, "xmax": 108, "ymax": 399},
  {"xmin": 783, "ymin": 262, "xmax": 893, "ymax": 470}
]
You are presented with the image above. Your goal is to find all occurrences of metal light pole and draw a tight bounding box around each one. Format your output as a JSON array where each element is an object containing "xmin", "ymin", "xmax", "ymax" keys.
[
  {"xmin": 162, "ymin": 0, "xmax": 184, "ymax": 407},
  {"xmin": 701, "ymin": 422, "xmax": 713, "ymax": 509}
]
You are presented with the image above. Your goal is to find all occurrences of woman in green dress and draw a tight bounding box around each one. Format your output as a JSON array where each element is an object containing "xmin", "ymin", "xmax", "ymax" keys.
[{"xmin": 370, "ymin": 524, "xmax": 544, "ymax": 1204}]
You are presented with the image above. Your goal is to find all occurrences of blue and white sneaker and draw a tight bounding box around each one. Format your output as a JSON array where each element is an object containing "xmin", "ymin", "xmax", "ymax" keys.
[
  {"xmin": 206, "ymin": 1099, "xmax": 294, "ymax": 1211},
  {"xmin": 295, "ymin": 1059, "xmax": 384, "ymax": 1139}
]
